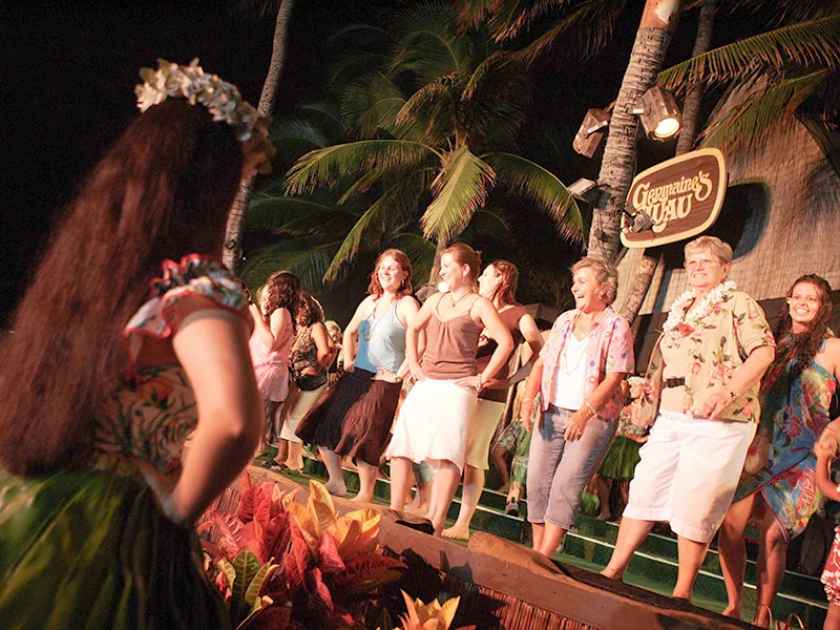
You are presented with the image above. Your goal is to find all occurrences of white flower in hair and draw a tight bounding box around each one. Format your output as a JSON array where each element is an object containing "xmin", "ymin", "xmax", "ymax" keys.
[{"xmin": 135, "ymin": 58, "xmax": 259, "ymax": 141}]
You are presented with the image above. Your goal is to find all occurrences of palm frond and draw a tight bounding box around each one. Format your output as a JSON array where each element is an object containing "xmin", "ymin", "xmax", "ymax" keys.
[
  {"xmin": 456, "ymin": 0, "xmax": 497, "ymax": 33},
  {"xmin": 390, "ymin": 3, "xmax": 472, "ymax": 83},
  {"xmin": 285, "ymin": 140, "xmax": 438, "ymax": 195},
  {"xmin": 420, "ymin": 146, "xmax": 496, "ymax": 242},
  {"xmin": 461, "ymin": 53, "xmax": 530, "ymax": 146},
  {"xmin": 324, "ymin": 175, "xmax": 428, "ymax": 283},
  {"xmin": 659, "ymin": 14, "xmax": 840, "ymax": 94},
  {"xmin": 395, "ymin": 77, "xmax": 458, "ymax": 141},
  {"xmin": 483, "ymin": 152, "xmax": 585, "ymax": 243},
  {"xmin": 339, "ymin": 72, "xmax": 407, "ymax": 137},
  {"xmin": 245, "ymin": 197, "xmax": 356, "ymax": 235},
  {"xmin": 509, "ymin": 0, "xmax": 626, "ymax": 66},
  {"xmin": 296, "ymin": 101, "xmax": 347, "ymax": 140},
  {"xmin": 716, "ymin": 0, "xmax": 840, "ymax": 26},
  {"xmin": 241, "ymin": 237, "xmax": 339, "ymax": 291},
  {"xmin": 702, "ymin": 70, "xmax": 832, "ymax": 152}
]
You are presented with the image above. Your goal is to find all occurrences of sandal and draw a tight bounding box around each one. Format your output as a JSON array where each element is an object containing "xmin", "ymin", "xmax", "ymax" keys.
[{"xmin": 504, "ymin": 500, "xmax": 519, "ymax": 517}]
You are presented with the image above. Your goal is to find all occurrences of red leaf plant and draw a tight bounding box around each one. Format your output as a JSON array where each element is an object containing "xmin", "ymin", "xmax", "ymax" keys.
[{"xmin": 198, "ymin": 472, "xmax": 404, "ymax": 629}]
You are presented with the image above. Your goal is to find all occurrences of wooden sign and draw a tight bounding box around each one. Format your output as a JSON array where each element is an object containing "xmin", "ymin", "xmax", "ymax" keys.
[{"xmin": 620, "ymin": 148, "xmax": 727, "ymax": 248}]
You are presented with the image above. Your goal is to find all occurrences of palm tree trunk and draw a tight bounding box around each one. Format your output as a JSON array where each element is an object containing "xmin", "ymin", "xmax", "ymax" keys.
[
  {"xmin": 586, "ymin": 0, "xmax": 680, "ymax": 265},
  {"xmin": 223, "ymin": 0, "xmax": 295, "ymax": 272},
  {"xmin": 619, "ymin": 0, "xmax": 717, "ymax": 322}
]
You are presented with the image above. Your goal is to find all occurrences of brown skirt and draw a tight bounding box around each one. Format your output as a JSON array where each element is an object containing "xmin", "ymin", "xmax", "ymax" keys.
[
  {"xmin": 334, "ymin": 379, "xmax": 403, "ymax": 466},
  {"xmin": 298, "ymin": 368, "xmax": 374, "ymax": 448}
]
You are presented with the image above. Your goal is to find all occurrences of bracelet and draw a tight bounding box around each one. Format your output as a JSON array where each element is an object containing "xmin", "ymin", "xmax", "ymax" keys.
[{"xmin": 584, "ymin": 401, "xmax": 598, "ymax": 418}]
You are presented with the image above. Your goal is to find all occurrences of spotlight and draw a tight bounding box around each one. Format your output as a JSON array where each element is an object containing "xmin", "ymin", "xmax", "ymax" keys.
[
  {"xmin": 632, "ymin": 86, "xmax": 681, "ymax": 141},
  {"xmin": 572, "ymin": 107, "xmax": 612, "ymax": 157},
  {"xmin": 568, "ymin": 178, "xmax": 654, "ymax": 233}
]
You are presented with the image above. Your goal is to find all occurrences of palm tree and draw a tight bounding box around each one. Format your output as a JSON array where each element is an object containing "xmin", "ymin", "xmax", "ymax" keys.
[
  {"xmin": 283, "ymin": 4, "xmax": 585, "ymax": 286},
  {"xmin": 223, "ymin": 0, "xmax": 296, "ymax": 271}
]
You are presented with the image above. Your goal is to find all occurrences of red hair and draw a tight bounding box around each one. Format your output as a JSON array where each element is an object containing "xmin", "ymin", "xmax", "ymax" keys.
[
  {"xmin": 487, "ymin": 259, "xmax": 519, "ymax": 306},
  {"xmin": 443, "ymin": 242, "xmax": 481, "ymax": 284},
  {"xmin": 0, "ymin": 99, "xmax": 244, "ymax": 475},
  {"xmin": 367, "ymin": 248, "xmax": 413, "ymax": 298}
]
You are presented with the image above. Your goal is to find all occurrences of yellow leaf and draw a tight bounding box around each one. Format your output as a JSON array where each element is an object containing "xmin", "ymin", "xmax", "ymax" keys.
[{"xmin": 307, "ymin": 480, "xmax": 338, "ymax": 537}]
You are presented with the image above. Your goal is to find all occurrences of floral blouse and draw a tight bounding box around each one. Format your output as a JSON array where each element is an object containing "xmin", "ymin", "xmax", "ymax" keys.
[
  {"xmin": 92, "ymin": 255, "xmax": 249, "ymax": 475},
  {"xmin": 539, "ymin": 307, "xmax": 635, "ymax": 421},
  {"xmin": 640, "ymin": 289, "xmax": 774, "ymax": 425}
]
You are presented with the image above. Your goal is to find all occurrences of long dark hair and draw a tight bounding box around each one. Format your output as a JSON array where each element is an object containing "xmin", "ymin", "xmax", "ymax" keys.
[
  {"xmin": 765, "ymin": 274, "xmax": 834, "ymax": 386},
  {"xmin": 487, "ymin": 259, "xmax": 519, "ymax": 306},
  {"xmin": 0, "ymin": 98, "xmax": 244, "ymax": 475},
  {"xmin": 263, "ymin": 271, "xmax": 300, "ymax": 322}
]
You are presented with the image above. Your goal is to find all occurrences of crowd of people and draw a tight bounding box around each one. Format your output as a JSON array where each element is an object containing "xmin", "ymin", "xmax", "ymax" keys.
[{"xmin": 0, "ymin": 59, "xmax": 838, "ymax": 629}]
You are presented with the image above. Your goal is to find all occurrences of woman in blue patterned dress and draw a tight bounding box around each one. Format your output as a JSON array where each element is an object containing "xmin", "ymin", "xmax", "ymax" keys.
[
  {"xmin": 719, "ymin": 274, "xmax": 840, "ymax": 627},
  {"xmin": 0, "ymin": 60, "xmax": 273, "ymax": 628}
]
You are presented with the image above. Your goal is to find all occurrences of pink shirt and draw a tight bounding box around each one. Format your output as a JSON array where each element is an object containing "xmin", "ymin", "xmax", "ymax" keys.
[{"xmin": 539, "ymin": 307, "xmax": 635, "ymax": 421}]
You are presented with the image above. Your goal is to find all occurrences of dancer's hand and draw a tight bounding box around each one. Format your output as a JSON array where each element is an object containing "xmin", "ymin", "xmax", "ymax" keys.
[
  {"xmin": 520, "ymin": 397, "xmax": 536, "ymax": 432},
  {"xmin": 454, "ymin": 374, "xmax": 482, "ymax": 391},
  {"xmin": 563, "ymin": 409, "xmax": 590, "ymax": 442},
  {"xmin": 408, "ymin": 361, "xmax": 424, "ymax": 383}
]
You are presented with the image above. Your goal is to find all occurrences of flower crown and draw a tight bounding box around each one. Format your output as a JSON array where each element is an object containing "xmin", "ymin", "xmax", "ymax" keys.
[{"xmin": 135, "ymin": 59, "xmax": 258, "ymax": 141}]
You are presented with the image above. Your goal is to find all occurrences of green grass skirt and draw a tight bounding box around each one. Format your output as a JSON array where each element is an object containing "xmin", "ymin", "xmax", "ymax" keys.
[
  {"xmin": 0, "ymin": 467, "xmax": 229, "ymax": 630},
  {"xmin": 598, "ymin": 436, "xmax": 642, "ymax": 481}
]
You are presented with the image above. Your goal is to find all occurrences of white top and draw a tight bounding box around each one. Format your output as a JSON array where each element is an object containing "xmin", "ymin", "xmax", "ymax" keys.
[{"xmin": 550, "ymin": 333, "xmax": 588, "ymax": 410}]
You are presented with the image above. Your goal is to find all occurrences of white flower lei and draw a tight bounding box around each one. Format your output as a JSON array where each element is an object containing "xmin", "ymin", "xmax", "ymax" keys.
[
  {"xmin": 662, "ymin": 280, "xmax": 737, "ymax": 335},
  {"xmin": 134, "ymin": 59, "xmax": 258, "ymax": 141}
]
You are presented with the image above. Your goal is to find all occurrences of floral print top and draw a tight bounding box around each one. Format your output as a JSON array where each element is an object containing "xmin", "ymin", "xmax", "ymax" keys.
[
  {"xmin": 539, "ymin": 307, "xmax": 635, "ymax": 421},
  {"xmin": 649, "ymin": 290, "xmax": 774, "ymax": 424},
  {"xmin": 92, "ymin": 255, "xmax": 249, "ymax": 475}
]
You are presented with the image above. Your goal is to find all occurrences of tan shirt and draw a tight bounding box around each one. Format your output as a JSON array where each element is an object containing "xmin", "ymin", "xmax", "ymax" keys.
[{"xmin": 656, "ymin": 290, "xmax": 774, "ymax": 423}]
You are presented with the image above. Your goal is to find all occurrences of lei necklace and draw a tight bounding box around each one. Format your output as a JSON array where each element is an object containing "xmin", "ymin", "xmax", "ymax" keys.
[
  {"xmin": 135, "ymin": 59, "xmax": 258, "ymax": 141},
  {"xmin": 662, "ymin": 280, "xmax": 737, "ymax": 337}
]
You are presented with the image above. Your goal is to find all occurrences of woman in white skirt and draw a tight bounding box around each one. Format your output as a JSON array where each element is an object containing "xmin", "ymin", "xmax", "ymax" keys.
[
  {"xmin": 443, "ymin": 260, "xmax": 543, "ymax": 540},
  {"xmin": 386, "ymin": 243, "xmax": 514, "ymax": 536}
]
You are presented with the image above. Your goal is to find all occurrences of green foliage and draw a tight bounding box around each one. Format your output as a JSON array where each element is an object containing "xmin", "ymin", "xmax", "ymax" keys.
[
  {"xmin": 701, "ymin": 70, "xmax": 832, "ymax": 152},
  {"xmin": 659, "ymin": 14, "xmax": 840, "ymax": 93}
]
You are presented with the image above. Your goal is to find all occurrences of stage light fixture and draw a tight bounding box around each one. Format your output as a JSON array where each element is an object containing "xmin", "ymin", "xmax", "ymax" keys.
[
  {"xmin": 572, "ymin": 107, "xmax": 611, "ymax": 157},
  {"xmin": 632, "ymin": 86, "xmax": 681, "ymax": 141},
  {"xmin": 567, "ymin": 178, "xmax": 654, "ymax": 234}
]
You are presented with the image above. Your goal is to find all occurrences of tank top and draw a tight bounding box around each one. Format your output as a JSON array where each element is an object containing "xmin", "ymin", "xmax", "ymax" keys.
[
  {"xmin": 422, "ymin": 295, "xmax": 482, "ymax": 379},
  {"xmin": 475, "ymin": 304, "xmax": 527, "ymax": 373},
  {"xmin": 355, "ymin": 300, "xmax": 407, "ymax": 374}
]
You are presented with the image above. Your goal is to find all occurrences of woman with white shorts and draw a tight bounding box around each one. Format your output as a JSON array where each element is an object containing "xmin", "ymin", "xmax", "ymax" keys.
[{"xmin": 600, "ymin": 236, "xmax": 775, "ymax": 600}]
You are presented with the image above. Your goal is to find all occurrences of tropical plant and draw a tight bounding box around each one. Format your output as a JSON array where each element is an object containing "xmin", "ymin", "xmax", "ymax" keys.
[
  {"xmin": 198, "ymin": 473, "xmax": 404, "ymax": 629},
  {"xmin": 394, "ymin": 591, "xmax": 462, "ymax": 630},
  {"xmin": 283, "ymin": 3, "xmax": 585, "ymax": 285}
]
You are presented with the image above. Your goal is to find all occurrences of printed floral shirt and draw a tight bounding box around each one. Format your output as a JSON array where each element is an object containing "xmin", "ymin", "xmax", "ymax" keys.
[
  {"xmin": 655, "ymin": 290, "xmax": 774, "ymax": 423},
  {"xmin": 540, "ymin": 307, "xmax": 635, "ymax": 421},
  {"xmin": 93, "ymin": 255, "xmax": 249, "ymax": 475}
]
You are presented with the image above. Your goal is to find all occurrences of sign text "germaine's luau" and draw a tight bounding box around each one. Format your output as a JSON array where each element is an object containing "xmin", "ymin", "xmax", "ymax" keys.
[{"xmin": 621, "ymin": 148, "xmax": 727, "ymax": 249}]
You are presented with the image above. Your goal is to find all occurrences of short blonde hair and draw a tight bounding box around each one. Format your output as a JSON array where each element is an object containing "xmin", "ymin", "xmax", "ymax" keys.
[
  {"xmin": 571, "ymin": 257, "xmax": 619, "ymax": 305},
  {"xmin": 684, "ymin": 236, "xmax": 733, "ymax": 264}
]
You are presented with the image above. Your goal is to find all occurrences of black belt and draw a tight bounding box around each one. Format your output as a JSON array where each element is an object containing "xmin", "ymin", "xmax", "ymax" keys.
[{"xmin": 663, "ymin": 377, "xmax": 685, "ymax": 388}]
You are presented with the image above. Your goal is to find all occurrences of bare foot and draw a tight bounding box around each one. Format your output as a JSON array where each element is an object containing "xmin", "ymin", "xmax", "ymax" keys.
[
  {"xmin": 324, "ymin": 481, "xmax": 347, "ymax": 497},
  {"xmin": 404, "ymin": 501, "xmax": 428, "ymax": 517},
  {"xmin": 351, "ymin": 493, "xmax": 374, "ymax": 503},
  {"xmin": 442, "ymin": 524, "xmax": 471, "ymax": 541},
  {"xmin": 752, "ymin": 605, "xmax": 772, "ymax": 628},
  {"xmin": 721, "ymin": 605, "xmax": 740, "ymax": 619},
  {"xmin": 600, "ymin": 567, "xmax": 623, "ymax": 580}
]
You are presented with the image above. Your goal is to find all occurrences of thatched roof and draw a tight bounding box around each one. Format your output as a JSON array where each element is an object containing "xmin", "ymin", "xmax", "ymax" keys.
[{"xmin": 616, "ymin": 99, "xmax": 840, "ymax": 315}]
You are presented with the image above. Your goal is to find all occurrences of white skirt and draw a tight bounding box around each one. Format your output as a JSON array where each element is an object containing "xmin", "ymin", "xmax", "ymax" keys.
[
  {"xmin": 385, "ymin": 377, "xmax": 478, "ymax": 472},
  {"xmin": 279, "ymin": 384, "xmax": 327, "ymax": 444}
]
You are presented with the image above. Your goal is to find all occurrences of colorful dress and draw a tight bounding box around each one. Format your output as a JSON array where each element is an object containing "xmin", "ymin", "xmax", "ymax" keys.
[
  {"xmin": 735, "ymin": 346, "xmax": 837, "ymax": 541},
  {"xmin": 0, "ymin": 254, "xmax": 245, "ymax": 629}
]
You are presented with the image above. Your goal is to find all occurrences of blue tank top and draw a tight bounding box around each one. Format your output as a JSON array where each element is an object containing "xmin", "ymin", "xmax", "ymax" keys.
[{"xmin": 354, "ymin": 301, "xmax": 407, "ymax": 374}]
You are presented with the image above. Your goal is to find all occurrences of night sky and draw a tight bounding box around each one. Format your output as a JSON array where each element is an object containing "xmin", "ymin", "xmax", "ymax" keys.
[{"xmin": 2, "ymin": 2, "xmax": 751, "ymax": 324}]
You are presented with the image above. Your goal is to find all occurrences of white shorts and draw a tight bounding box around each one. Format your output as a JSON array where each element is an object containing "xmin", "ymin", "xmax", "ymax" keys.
[
  {"xmin": 623, "ymin": 410, "xmax": 756, "ymax": 543},
  {"xmin": 385, "ymin": 377, "xmax": 478, "ymax": 472}
]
